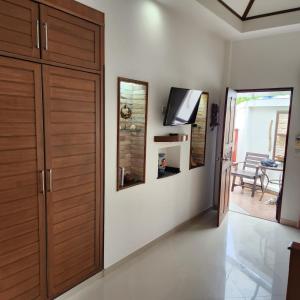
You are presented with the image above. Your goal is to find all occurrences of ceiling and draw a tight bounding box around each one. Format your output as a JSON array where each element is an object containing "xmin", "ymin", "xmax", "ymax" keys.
[{"xmin": 219, "ymin": 0, "xmax": 300, "ymax": 20}]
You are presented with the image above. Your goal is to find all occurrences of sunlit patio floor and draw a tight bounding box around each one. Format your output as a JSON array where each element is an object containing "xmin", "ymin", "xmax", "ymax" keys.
[{"xmin": 229, "ymin": 185, "xmax": 277, "ymax": 222}]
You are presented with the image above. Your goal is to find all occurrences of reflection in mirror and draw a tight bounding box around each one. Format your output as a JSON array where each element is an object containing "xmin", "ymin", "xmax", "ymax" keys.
[
  {"xmin": 190, "ymin": 92, "xmax": 209, "ymax": 168},
  {"xmin": 117, "ymin": 77, "xmax": 148, "ymax": 190}
]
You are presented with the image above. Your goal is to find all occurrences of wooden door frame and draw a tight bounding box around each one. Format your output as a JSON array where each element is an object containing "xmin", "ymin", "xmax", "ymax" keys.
[
  {"xmin": 273, "ymin": 110, "xmax": 289, "ymax": 162},
  {"xmin": 229, "ymin": 87, "xmax": 294, "ymax": 223}
]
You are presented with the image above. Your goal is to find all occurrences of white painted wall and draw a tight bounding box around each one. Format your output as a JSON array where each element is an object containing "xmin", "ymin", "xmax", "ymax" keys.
[
  {"xmin": 230, "ymin": 31, "xmax": 300, "ymax": 224},
  {"xmin": 77, "ymin": 0, "xmax": 228, "ymax": 267}
]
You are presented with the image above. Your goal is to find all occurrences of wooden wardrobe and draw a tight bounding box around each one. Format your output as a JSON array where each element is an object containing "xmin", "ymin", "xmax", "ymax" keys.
[{"xmin": 0, "ymin": 1, "xmax": 104, "ymax": 299}]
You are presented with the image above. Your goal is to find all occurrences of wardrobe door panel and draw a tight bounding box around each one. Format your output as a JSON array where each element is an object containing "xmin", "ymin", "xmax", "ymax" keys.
[
  {"xmin": 43, "ymin": 66, "xmax": 102, "ymax": 298},
  {"xmin": 0, "ymin": 57, "xmax": 46, "ymax": 300},
  {"xmin": 40, "ymin": 5, "xmax": 100, "ymax": 70},
  {"xmin": 0, "ymin": 0, "xmax": 40, "ymax": 58}
]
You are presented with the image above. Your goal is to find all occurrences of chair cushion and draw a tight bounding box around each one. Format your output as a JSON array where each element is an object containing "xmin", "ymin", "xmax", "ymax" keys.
[{"xmin": 231, "ymin": 169, "xmax": 261, "ymax": 179}]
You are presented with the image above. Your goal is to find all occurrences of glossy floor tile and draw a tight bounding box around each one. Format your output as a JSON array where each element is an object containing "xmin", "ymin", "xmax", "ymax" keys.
[{"xmin": 56, "ymin": 211, "xmax": 300, "ymax": 300}]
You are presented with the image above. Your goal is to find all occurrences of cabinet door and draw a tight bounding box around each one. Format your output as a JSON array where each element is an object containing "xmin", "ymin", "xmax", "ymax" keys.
[
  {"xmin": 43, "ymin": 66, "xmax": 103, "ymax": 297},
  {"xmin": 40, "ymin": 5, "xmax": 101, "ymax": 70},
  {"xmin": 0, "ymin": 0, "xmax": 40, "ymax": 58},
  {"xmin": 0, "ymin": 57, "xmax": 46, "ymax": 299}
]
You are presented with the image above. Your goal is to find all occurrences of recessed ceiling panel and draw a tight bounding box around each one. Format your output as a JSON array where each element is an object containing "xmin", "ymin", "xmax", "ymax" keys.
[
  {"xmin": 248, "ymin": 0, "xmax": 300, "ymax": 17},
  {"xmin": 223, "ymin": 0, "xmax": 250, "ymax": 17}
]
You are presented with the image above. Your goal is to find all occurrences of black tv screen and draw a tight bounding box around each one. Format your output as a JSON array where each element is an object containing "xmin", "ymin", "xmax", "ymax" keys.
[{"xmin": 163, "ymin": 87, "xmax": 202, "ymax": 126}]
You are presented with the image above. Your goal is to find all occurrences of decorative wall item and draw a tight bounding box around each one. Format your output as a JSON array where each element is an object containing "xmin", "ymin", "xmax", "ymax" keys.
[
  {"xmin": 157, "ymin": 146, "xmax": 181, "ymax": 179},
  {"xmin": 296, "ymin": 135, "xmax": 300, "ymax": 151},
  {"xmin": 117, "ymin": 77, "xmax": 148, "ymax": 190},
  {"xmin": 210, "ymin": 103, "xmax": 220, "ymax": 130},
  {"xmin": 158, "ymin": 153, "xmax": 167, "ymax": 177},
  {"xmin": 190, "ymin": 92, "xmax": 209, "ymax": 168}
]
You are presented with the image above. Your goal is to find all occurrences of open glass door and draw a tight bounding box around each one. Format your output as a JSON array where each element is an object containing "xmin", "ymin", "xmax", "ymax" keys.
[{"xmin": 217, "ymin": 88, "xmax": 237, "ymax": 226}]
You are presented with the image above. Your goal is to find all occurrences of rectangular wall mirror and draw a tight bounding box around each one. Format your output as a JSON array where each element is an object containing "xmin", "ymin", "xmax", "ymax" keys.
[
  {"xmin": 190, "ymin": 92, "xmax": 209, "ymax": 169},
  {"xmin": 117, "ymin": 77, "xmax": 148, "ymax": 190}
]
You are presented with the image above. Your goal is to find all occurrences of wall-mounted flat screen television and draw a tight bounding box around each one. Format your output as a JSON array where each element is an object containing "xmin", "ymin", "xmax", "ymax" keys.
[{"xmin": 163, "ymin": 87, "xmax": 202, "ymax": 126}]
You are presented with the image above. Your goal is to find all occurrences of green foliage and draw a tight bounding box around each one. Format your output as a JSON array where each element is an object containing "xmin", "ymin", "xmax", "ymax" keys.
[
  {"xmin": 236, "ymin": 95, "xmax": 260, "ymax": 105},
  {"xmin": 236, "ymin": 91, "xmax": 291, "ymax": 105}
]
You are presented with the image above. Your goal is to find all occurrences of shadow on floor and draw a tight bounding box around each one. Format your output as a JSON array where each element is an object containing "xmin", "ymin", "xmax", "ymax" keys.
[{"xmin": 185, "ymin": 210, "xmax": 218, "ymax": 231}]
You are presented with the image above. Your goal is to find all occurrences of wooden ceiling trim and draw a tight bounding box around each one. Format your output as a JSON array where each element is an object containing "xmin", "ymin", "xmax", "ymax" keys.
[
  {"xmin": 218, "ymin": 0, "xmax": 300, "ymax": 22},
  {"xmin": 242, "ymin": 0, "xmax": 255, "ymax": 20},
  {"xmin": 217, "ymin": 0, "xmax": 243, "ymax": 20},
  {"xmin": 245, "ymin": 6, "xmax": 300, "ymax": 20}
]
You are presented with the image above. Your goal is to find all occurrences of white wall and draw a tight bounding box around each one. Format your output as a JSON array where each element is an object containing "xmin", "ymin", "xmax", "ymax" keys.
[
  {"xmin": 230, "ymin": 31, "xmax": 300, "ymax": 224},
  {"xmin": 235, "ymin": 104, "xmax": 289, "ymax": 192},
  {"xmin": 77, "ymin": 0, "xmax": 228, "ymax": 267},
  {"xmin": 235, "ymin": 104, "xmax": 289, "ymax": 163}
]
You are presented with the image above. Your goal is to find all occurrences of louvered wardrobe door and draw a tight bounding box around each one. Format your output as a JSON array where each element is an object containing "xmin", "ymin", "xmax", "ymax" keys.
[
  {"xmin": 42, "ymin": 66, "xmax": 103, "ymax": 298},
  {"xmin": 0, "ymin": 57, "xmax": 46, "ymax": 299}
]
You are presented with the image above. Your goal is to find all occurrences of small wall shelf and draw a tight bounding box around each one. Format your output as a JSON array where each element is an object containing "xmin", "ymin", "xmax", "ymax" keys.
[{"xmin": 154, "ymin": 134, "xmax": 188, "ymax": 143}]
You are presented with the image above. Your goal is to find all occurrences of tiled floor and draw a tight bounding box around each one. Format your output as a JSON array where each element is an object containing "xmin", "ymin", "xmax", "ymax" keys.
[
  {"xmin": 57, "ymin": 211, "xmax": 300, "ymax": 300},
  {"xmin": 230, "ymin": 186, "xmax": 277, "ymax": 222}
]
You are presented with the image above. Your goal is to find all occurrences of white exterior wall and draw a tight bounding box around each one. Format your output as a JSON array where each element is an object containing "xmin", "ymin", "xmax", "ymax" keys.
[
  {"xmin": 235, "ymin": 104, "xmax": 289, "ymax": 163},
  {"xmin": 235, "ymin": 103, "xmax": 289, "ymax": 191}
]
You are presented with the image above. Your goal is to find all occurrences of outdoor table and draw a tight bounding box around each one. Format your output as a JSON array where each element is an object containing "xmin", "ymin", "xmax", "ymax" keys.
[{"xmin": 259, "ymin": 163, "xmax": 284, "ymax": 202}]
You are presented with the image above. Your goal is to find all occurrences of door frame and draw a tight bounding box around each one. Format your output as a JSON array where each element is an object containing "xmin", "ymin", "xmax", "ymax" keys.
[
  {"xmin": 227, "ymin": 87, "xmax": 294, "ymax": 223},
  {"xmin": 217, "ymin": 88, "xmax": 237, "ymax": 226}
]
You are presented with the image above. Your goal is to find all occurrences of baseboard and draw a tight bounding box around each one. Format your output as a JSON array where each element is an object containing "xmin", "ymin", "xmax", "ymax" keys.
[
  {"xmin": 56, "ymin": 207, "xmax": 213, "ymax": 299},
  {"xmin": 104, "ymin": 206, "xmax": 213, "ymax": 275},
  {"xmin": 280, "ymin": 218, "xmax": 299, "ymax": 229},
  {"xmin": 55, "ymin": 271, "xmax": 104, "ymax": 299}
]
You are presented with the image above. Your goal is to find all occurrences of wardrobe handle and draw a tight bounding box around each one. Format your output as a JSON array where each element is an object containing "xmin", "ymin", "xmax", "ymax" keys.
[
  {"xmin": 36, "ymin": 20, "xmax": 40, "ymax": 49},
  {"xmin": 40, "ymin": 170, "xmax": 45, "ymax": 195},
  {"xmin": 47, "ymin": 169, "xmax": 53, "ymax": 192},
  {"xmin": 44, "ymin": 22, "xmax": 48, "ymax": 50}
]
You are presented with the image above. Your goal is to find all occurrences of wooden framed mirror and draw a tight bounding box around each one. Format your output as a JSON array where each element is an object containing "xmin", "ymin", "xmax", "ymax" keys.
[
  {"xmin": 117, "ymin": 77, "xmax": 148, "ymax": 190},
  {"xmin": 190, "ymin": 92, "xmax": 209, "ymax": 169}
]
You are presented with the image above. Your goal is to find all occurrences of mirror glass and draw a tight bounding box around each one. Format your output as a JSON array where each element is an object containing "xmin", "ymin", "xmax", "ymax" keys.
[
  {"xmin": 190, "ymin": 92, "xmax": 209, "ymax": 168},
  {"xmin": 117, "ymin": 77, "xmax": 148, "ymax": 190}
]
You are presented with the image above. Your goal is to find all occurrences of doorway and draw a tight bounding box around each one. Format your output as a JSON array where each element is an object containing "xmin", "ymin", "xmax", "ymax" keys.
[{"xmin": 228, "ymin": 88, "xmax": 293, "ymax": 222}]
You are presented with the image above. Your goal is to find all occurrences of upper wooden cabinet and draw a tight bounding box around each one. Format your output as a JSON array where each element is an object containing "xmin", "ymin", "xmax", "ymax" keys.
[
  {"xmin": 0, "ymin": 1, "xmax": 102, "ymax": 70},
  {"xmin": 40, "ymin": 5, "xmax": 101, "ymax": 70},
  {"xmin": 0, "ymin": 0, "xmax": 40, "ymax": 58}
]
